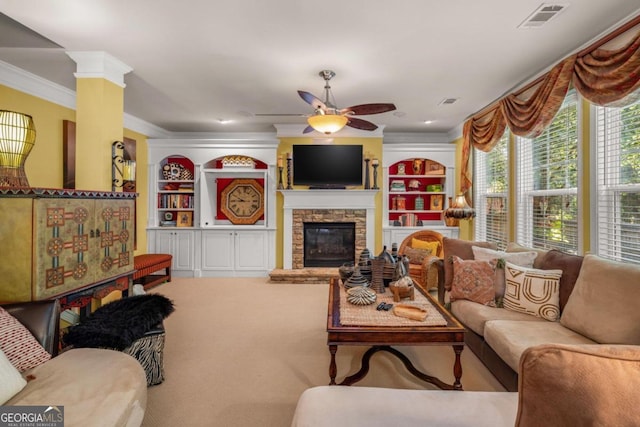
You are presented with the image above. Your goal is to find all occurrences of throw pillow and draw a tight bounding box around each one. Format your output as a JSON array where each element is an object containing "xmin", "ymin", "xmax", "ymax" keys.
[
  {"xmin": 503, "ymin": 262, "xmax": 562, "ymax": 321},
  {"xmin": 560, "ymin": 254, "xmax": 640, "ymax": 344},
  {"xmin": 0, "ymin": 307, "xmax": 51, "ymax": 372},
  {"xmin": 450, "ymin": 256, "xmax": 497, "ymax": 306},
  {"xmin": 538, "ymin": 249, "xmax": 584, "ymax": 311},
  {"xmin": 472, "ymin": 246, "xmax": 538, "ymax": 299},
  {"xmin": 505, "ymin": 242, "xmax": 549, "ymax": 269},
  {"xmin": 443, "ymin": 238, "xmax": 497, "ymax": 291},
  {"xmin": 403, "ymin": 247, "xmax": 433, "ymax": 264},
  {"xmin": 411, "ymin": 239, "xmax": 440, "ymax": 256},
  {"xmin": 0, "ymin": 348, "xmax": 26, "ymax": 404}
]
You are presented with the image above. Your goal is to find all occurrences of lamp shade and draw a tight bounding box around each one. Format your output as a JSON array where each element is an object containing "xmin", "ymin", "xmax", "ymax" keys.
[
  {"xmin": 307, "ymin": 114, "xmax": 348, "ymax": 134},
  {"xmin": 0, "ymin": 110, "xmax": 36, "ymax": 187},
  {"xmin": 444, "ymin": 194, "xmax": 476, "ymax": 220}
]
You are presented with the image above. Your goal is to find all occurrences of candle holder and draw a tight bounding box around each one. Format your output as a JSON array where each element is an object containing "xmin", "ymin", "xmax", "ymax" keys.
[
  {"xmin": 277, "ymin": 166, "xmax": 285, "ymax": 190},
  {"xmin": 372, "ymin": 162, "xmax": 379, "ymax": 190},
  {"xmin": 364, "ymin": 158, "xmax": 371, "ymax": 189},
  {"xmin": 286, "ymin": 156, "xmax": 293, "ymax": 190}
]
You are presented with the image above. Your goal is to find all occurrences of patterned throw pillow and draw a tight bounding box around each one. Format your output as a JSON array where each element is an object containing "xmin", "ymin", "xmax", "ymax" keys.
[
  {"xmin": 450, "ymin": 256, "xmax": 496, "ymax": 306},
  {"xmin": 503, "ymin": 262, "xmax": 562, "ymax": 321},
  {"xmin": 0, "ymin": 307, "xmax": 51, "ymax": 372},
  {"xmin": 472, "ymin": 246, "xmax": 538, "ymax": 300},
  {"xmin": 403, "ymin": 247, "xmax": 433, "ymax": 264},
  {"xmin": 411, "ymin": 239, "xmax": 440, "ymax": 256}
]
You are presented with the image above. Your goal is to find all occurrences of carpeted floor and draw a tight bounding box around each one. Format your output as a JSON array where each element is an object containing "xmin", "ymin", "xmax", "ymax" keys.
[{"xmin": 142, "ymin": 277, "xmax": 504, "ymax": 427}]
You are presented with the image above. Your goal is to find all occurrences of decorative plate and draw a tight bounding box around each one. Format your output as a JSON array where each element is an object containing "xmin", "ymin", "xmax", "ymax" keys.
[
  {"xmin": 162, "ymin": 162, "xmax": 194, "ymax": 181},
  {"xmin": 164, "ymin": 212, "xmax": 174, "ymax": 221}
]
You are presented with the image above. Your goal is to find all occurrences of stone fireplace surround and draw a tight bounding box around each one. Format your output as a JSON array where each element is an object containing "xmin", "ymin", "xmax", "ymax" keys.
[{"xmin": 281, "ymin": 190, "xmax": 377, "ymax": 269}]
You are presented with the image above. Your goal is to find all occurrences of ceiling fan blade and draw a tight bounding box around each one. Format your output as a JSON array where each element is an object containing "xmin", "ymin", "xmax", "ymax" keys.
[
  {"xmin": 298, "ymin": 90, "xmax": 327, "ymax": 111},
  {"xmin": 341, "ymin": 103, "xmax": 397, "ymax": 116},
  {"xmin": 302, "ymin": 125, "xmax": 315, "ymax": 134},
  {"xmin": 346, "ymin": 117, "xmax": 378, "ymax": 131}
]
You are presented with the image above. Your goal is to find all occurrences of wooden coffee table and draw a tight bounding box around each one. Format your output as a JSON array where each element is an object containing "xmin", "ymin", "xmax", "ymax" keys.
[{"xmin": 327, "ymin": 277, "xmax": 466, "ymax": 390}]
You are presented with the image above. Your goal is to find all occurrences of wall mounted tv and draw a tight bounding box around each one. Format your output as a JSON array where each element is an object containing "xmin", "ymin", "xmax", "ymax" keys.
[{"xmin": 292, "ymin": 144, "xmax": 363, "ymax": 189}]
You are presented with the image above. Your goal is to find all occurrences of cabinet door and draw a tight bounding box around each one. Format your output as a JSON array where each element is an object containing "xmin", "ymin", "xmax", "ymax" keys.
[
  {"xmin": 33, "ymin": 198, "xmax": 97, "ymax": 300},
  {"xmin": 94, "ymin": 198, "xmax": 135, "ymax": 282},
  {"xmin": 173, "ymin": 230, "xmax": 195, "ymax": 271},
  {"xmin": 155, "ymin": 230, "xmax": 175, "ymax": 256},
  {"xmin": 201, "ymin": 231, "xmax": 234, "ymax": 270},
  {"xmin": 235, "ymin": 231, "xmax": 267, "ymax": 270}
]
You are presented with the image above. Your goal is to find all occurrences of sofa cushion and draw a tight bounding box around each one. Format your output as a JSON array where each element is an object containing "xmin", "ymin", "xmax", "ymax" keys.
[
  {"xmin": 538, "ymin": 249, "xmax": 583, "ymax": 311},
  {"xmin": 472, "ymin": 247, "xmax": 538, "ymax": 299},
  {"xmin": 560, "ymin": 254, "xmax": 640, "ymax": 344},
  {"xmin": 7, "ymin": 348, "xmax": 147, "ymax": 425},
  {"xmin": 450, "ymin": 256, "xmax": 496, "ymax": 306},
  {"xmin": 451, "ymin": 300, "xmax": 545, "ymax": 336},
  {"xmin": 443, "ymin": 238, "xmax": 497, "ymax": 291},
  {"xmin": 516, "ymin": 344, "xmax": 640, "ymax": 427},
  {"xmin": 505, "ymin": 242, "xmax": 548, "ymax": 269},
  {"xmin": 503, "ymin": 263, "xmax": 562, "ymax": 321},
  {"xmin": 0, "ymin": 349, "xmax": 26, "ymax": 405},
  {"xmin": 292, "ymin": 386, "xmax": 519, "ymax": 427},
  {"xmin": 0, "ymin": 307, "xmax": 51, "ymax": 372},
  {"xmin": 484, "ymin": 320, "xmax": 597, "ymax": 372}
]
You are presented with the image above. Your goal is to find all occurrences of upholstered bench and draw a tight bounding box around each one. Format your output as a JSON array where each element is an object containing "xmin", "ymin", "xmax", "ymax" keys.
[{"xmin": 134, "ymin": 254, "xmax": 172, "ymax": 290}]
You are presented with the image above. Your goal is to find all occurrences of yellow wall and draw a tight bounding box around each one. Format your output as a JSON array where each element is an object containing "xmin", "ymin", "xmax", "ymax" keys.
[
  {"xmin": 1, "ymin": 83, "xmax": 148, "ymax": 254},
  {"xmin": 275, "ymin": 137, "xmax": 383, "ymax": 268},
  {"xmin": 1, "ymin": 85, "xmax": 75, "ymax": 188}
]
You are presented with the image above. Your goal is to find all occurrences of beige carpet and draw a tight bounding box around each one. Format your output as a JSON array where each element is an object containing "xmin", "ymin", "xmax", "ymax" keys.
[{"xmin": 142, "ymin": 277, "xmax": 505, "ymax": 427}]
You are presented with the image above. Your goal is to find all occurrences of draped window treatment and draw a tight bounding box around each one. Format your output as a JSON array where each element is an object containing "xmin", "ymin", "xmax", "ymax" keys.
[{"xmin": 460, "ymin": 17, "xmax": 640, "ymax": 196}]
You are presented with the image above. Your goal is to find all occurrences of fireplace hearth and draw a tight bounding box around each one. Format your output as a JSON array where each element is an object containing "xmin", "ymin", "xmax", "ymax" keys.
[{"xmin": 303, "ymin": 222, "xmax": 355, "ymax": 267}]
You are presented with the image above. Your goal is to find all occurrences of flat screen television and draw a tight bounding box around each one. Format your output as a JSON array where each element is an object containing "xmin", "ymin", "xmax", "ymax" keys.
[{"xmin": 292, "ymin": 144, "xmax": 363, "ymax": 188}]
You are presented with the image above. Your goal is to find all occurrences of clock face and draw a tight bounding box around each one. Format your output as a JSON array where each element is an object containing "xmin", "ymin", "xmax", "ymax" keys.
[{"xmin": 220, "ymin": 179, "xmax": 264, "ymax": 225}]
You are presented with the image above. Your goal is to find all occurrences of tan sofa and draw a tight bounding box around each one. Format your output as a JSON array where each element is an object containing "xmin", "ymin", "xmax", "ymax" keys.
[
  {"xmin": 2, "ymin": 300, "xmax": 147, "ymax": 427},
  {"xmin": 434, "ymin": 239, "xmax": 640, "ymax": 391},
  {"xmin": 292, "ymin": 343, "xmax": 640, "ymax": 427}
]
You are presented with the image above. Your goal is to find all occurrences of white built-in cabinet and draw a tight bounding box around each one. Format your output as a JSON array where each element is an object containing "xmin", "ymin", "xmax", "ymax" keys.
[
  {"xmin": 147, "ymin": 139, "xmax": 278, "ymax": 277},
  {"xmin": 382, "ymin": 142, "xmax": 459, "ymax": 248}
]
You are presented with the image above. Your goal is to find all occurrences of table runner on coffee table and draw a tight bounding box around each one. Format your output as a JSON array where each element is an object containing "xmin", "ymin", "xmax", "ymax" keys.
[{"xmin": 339, "ymin": 287, "xmax": 447, "ymax": 327}]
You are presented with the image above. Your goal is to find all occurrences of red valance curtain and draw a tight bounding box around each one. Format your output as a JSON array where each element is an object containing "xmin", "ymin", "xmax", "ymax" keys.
[{"xmin": 460, "ymin": 17, "xmax": 640, "ymax": 196}]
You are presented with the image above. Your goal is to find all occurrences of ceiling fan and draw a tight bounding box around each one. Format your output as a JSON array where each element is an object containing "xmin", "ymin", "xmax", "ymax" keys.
[{"xmin": 257, "ymin": 70, "xmax": 396, "ymax": 134}]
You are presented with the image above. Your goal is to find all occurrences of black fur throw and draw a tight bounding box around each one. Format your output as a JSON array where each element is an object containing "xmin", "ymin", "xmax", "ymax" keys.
[{"xmin": 64, "ymin": 294, "xmax": 175, "ymax": 350}]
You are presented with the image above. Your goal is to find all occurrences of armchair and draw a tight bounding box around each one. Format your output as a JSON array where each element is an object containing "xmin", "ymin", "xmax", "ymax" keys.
[{"xmin": 397, "ymin": 230, "xmax": 444, "ymax": 291}]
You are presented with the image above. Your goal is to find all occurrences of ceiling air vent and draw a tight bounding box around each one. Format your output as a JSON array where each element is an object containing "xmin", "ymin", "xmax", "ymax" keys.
[
  {"xmin": 518, "ymin": 3, "xmax": 568, "ymax": 29},
  {"xmin": 439, "ymin": 98, "xmax": 459, "ymax": 105}
]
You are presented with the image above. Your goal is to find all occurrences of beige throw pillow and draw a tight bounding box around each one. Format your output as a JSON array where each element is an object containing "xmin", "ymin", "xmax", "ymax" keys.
[
  {"xmin": 503, "ymin": 262, "xmax": 562, "ymax": 321},
  {"xmin": 560, "ymin": 254, "xmax": 640, "ymax": 344},
  {"xmin": 472, "ymin": 247, "xmax": 538, "ymax": 299},
  {"xmin": 450, "ymin": 256, "xmax": 496, "ymax": 306},
  {"xmin": 0, "ymin": 348, "xmax": 26, "ymax": 404}
]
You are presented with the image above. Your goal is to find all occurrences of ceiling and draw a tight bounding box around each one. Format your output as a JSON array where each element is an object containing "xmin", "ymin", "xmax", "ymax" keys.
[{"xmin": 1, "ymin": 1, "xmax": 640, "ymax": 137}]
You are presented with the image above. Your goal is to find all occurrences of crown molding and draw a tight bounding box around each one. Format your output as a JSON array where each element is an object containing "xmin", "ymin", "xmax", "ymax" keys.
[
  {"xmin": 0, "ymin": 59, "xmax": 76, "ymax": 110},
  {"xmin": 66, "ymin": 51, "xmax": 132, "ymax": 88}
]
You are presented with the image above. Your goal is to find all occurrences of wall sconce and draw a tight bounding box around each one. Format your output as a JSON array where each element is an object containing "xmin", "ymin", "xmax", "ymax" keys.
[
  {"xmin": 444, "ymin": 194, "xmax": 476, "ymax": 226},
  {"xmin": 112, "ymin": 140, "xmax": 136, "ymax": 191},
  {"xmin": 0, "ymin": 110, "xmax": 36, "ymax": 188}
]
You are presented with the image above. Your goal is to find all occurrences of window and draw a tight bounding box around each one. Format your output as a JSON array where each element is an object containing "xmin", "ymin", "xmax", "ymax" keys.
[
  {"xmin": 595, "ymin": 97, "xmax": 640, "ymax": 264},
  {"xmin": 516, "ymin": 91, "xmax": 579, "ymax": 254},
  {"xmin": 474, "ymin": 131, "xmax": 509, "ymax": 249}
]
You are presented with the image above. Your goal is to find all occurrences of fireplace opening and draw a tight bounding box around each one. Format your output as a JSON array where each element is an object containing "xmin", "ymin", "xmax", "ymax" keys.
[{"xmin": 303, "ymin": 222, "xmax": 356, "ymax": 267}]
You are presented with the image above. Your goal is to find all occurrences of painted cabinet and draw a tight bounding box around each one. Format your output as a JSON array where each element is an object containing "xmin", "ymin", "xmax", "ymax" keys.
[
  {"xmin": 0, "ymin": 189, "xmax": 135, "ymax": 303},
  {"xmin": 154, "ymin": 229, "xmax": 195, "ymax": 272},
  {"xmin": 201, "ymin": 229, "xmax": 271, "ymax": 275}
]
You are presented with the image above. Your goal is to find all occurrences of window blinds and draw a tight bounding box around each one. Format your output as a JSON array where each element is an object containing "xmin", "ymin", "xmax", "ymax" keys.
[
  {"xmin": 516, "ymin": 91, "xmax": 578, "ymax": 254},
  {"xmin": 595, "ymin": 98, "xmax": 640, "ymax": 264},
  {"xmin": 474, "ymin": 132, "xmax": 509, "ymax": 249}
]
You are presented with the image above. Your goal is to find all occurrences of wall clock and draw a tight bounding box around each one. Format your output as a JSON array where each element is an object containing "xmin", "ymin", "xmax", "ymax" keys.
[{"xmin": 220, "ymin": 179, "xmax": 264, "ymax": 225}]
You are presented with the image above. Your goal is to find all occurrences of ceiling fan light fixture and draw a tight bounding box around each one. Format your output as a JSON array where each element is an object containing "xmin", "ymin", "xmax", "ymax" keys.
[{"xmin": 307, "ymin": 114, "xmax": 348, "ymax": 135}]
